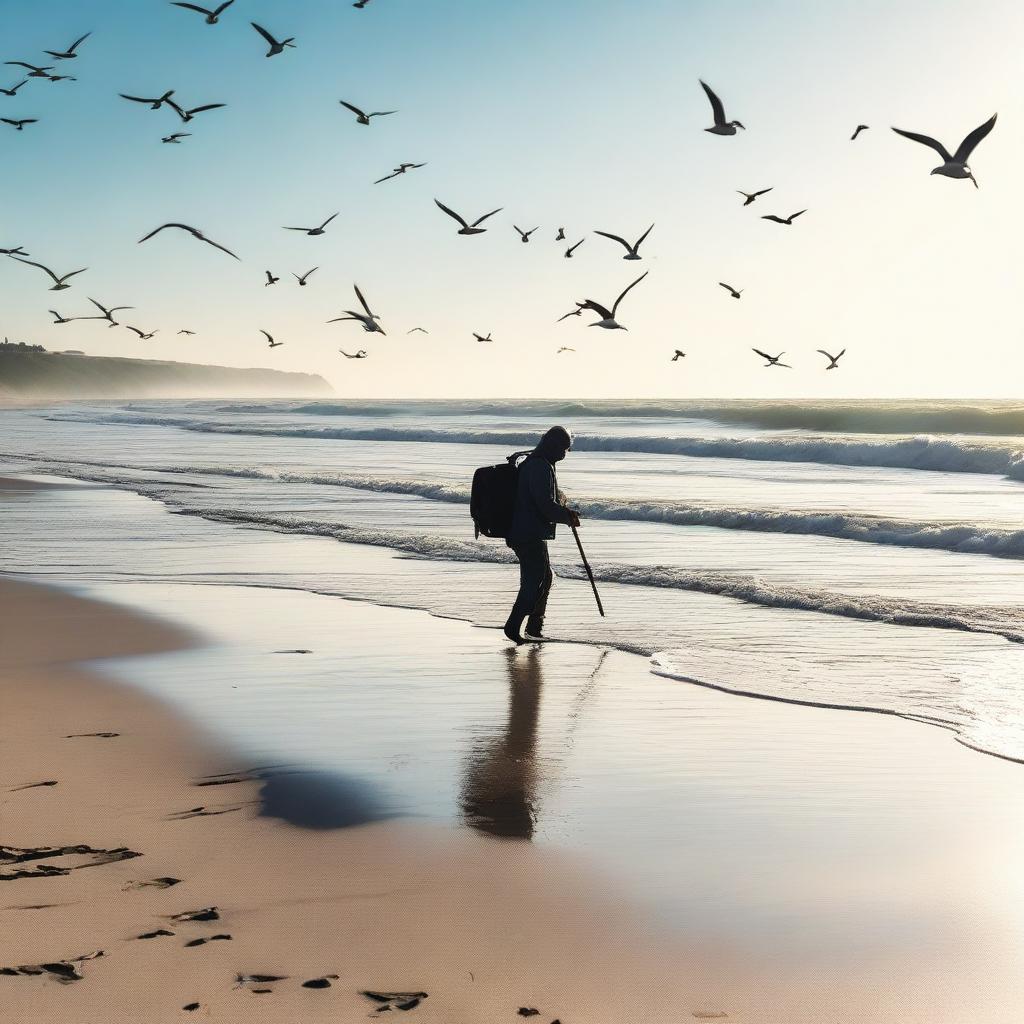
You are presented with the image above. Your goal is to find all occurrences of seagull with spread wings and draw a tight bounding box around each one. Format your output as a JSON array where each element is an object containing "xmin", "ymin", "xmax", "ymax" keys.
[
  {"xmin": 339, "ymin": 100, "xmax": 396, "ymax": 125},
  {"xmin": 340, "ymin": 349, "xmax": 368, "ymax": 359},
  {"xmin": 10, "ymin": 257, "xmax": 87, "ymax": 290},
  {"xmin": 171, "ymin": 2, "xmax": 235, "ymax": 24},
  {"xmin": 251, "ymin": 23, "xmax": 295, "ymax": 56},
  {"xmin": 5, "ymin": 62, "xmax": 54, "ymax": 78},
  {"xmin": 719, "ymin": 282, "xmax": 743, "ymax": 299},
  {"xmin": 45, "ymin": 33, "xmax": 91, "ymax": 59},
  {"xmin": 264, "ymin": 271, "xmax": 279, "ymax": 286},
  {"xmin": 671, "ymin": 350, "xmax": 686, "ymax": 361},
  {"xmin": 138, "ymin": 223, "xmax": 240, "ymax": 260},
  {"xmin": 514, "ymin": 225, "xmax": 538, "ymax": 243},
  {"xmin": 817, "ymin": 348, "xmax": 846, "ymax": 369},
  {"xmin": 700, "ymin": 80, "xmax": 744, "ymax": 135},
  {"xmin": 850, "ymin": 125, "xmax": 870, "ymax": 141},
  {"xmin": 87, "ymin": 298, "xmax": 134, "ymax": 327},
  {"xmin": 737, "ymin": 188, "xmax": 772, "ymax": 206},
  {"xmin": 752, "ymin": 348, "xmax": 791, "ymax": 368},
  {"xmin": 374, "ymin": 162, "xmax": 426, "ymax": 184},
  {"xmin": 2, "ymin": 118, "xmax": 37, "ymax": 131},
  {"xmin": 0, "ymin": 79, "xmax": 28, "ymax": 96},
  {"xmin": 284, "ymin": 213, "xmax": 338, "ymax": 236},
  {"xmin": 561, "ymin": 272, "xmax": 648, "ymax": 331},
  {"xmin": 434, "ymin": 199, "xmax": 502, "ymax": 236},
  {"xmin": 261, "ymin": 330, "xmax": 284, "ymax": 348},
  {"xmin": 125, "ymin": 326, "xmax": 158, "ymax": 339},
  {"xmin": 594, "ymin": 224, "xmax": 653, "ymax": 260},
  {"xmin": 168, "ymin": 99, "xmax": 226, "ymax": 123},
  {"xmin": 564, "ymin": 238, "xmax": 585, "ymax": 259},
  {"xmin": 761, "ymin": 210, "xmax": 806, "ymax": 225},
  {"xmin": 891, "ymin": 114, "xmax": 996, "ymax": 188},
  {"xmin": 120, "ymin": 90, "xmax": 176, "ymax": 110},
  {"xmin": 293, "ymin": 267, "xmax": 317, "ymax": 286},
  {"xmin": 162, "ymin": 132, "xmax": 191, "ymax": 144},
  {"xmin": 328, "ymin": 284, "xmax": 386, "ymax": 335},
  {"xmin": 473, "ymin": 332, "xmax": 493, "ymax": 343}
]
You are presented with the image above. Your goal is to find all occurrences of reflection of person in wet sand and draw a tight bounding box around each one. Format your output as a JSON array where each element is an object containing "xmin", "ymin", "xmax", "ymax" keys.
[{"xmin": 459, "ymin": 647, "xmax": 543, "ymax": 840}]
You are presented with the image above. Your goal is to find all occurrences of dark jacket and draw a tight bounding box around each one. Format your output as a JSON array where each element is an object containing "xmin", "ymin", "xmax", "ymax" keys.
[{"xmin": 506, "ymin": 453, "xmax": 575, "ymax": 544}]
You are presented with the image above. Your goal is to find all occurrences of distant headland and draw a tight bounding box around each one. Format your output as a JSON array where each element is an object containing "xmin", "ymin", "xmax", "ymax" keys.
[{"xmin": 0, "ymin": 342, "xmax": 332, "ymax": 399}]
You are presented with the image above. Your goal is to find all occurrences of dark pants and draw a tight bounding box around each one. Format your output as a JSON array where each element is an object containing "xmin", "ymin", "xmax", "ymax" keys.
[{"xmin": 507, "ymin": 539, "xmax": 553, "ymax": 632}]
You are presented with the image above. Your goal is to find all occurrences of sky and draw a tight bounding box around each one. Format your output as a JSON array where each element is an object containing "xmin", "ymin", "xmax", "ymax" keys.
[{"xmin": 0, "ymin": 0, "xmax": 1021, "ymax": 399}]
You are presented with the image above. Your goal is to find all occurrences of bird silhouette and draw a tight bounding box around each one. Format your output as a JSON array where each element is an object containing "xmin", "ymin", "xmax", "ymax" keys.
[
  {"xmin": 0, "ymin": 80, "xmax": 28, "ymax": 96},
  {"xmin": 2, "ymin": 118, "xmax": 37, "ymax": 130},
  {"xmin": 168, "ymin": 100, "xmax": 225, "ymax": 123},
  {"xmin": 120, "ymin": 90, "xmax": 176, "ymax": 110},
  {"xmin": 514, "ymin": 225, "xmax": 538, "ymax": 243},
  {"xmin": 87, "ymin": 298, "xmax": 134, "ymax": 327},
  {"xmin": 594, "ymin": 224, "xmax": 653, "ymax": 260},
  {"xmin": 561, "ymin": 272, "xmax": 648, "ymax": 330},
  {"xmin": 125, "ymin": 326, "xmax": 158, "ymax": 339},
  {"xmin": 177, "ymin": 329, "xmax": 196, "ymax": 335},
  {"xmin": 293, "ymin": 267, "xmax": 318, "ymax": 286},
  {"xmin": 374, "ymin": 162, "xmax": 426, "ymax": 184},
  {"xmin": 761, "ymin": 210, "xmax": 806, "ymax": 225},
  {"xmin": 339, "ymin": 100, "xmax": 396, "ymax": 125},
  {"xmin": 737, "ymin": 188, "xmax": 772, "ymax": 206},
  {"xmin": 261, "ymin": 330, "xmax": 284, "ymax": 348},
  {"xmin": 752, "ymin": 348, "xmax": 791, "ymax": 367},
  {"xmin": 891, "ymin": 114, "xmax": 996, "ymax": 188},
  {"xmin": 45, "ymin": 33, "xmax": 91, "ymax": 60},
  {"xmin": 283, "ymin": 213, "xmax": 337, "ymax": 236},
  {"xmin": 264, "ymin": 271, "xmax": 279, "ymax": 286},
  {"xmin": 564, "ymin": 239, "xmax": 585, "ymax": 258},
  {"xmin": 557, "ymin": 346, "xmax": 575, "ymax": 354},
  {"xmin": 251, "ymin": 23, "xmax": 296, "ymax": 57},
  {"xmin": 172, "ymin": 2, "xmax": 235, "ymax": 25},
  {"xmin": 473, "ymin": 332, "xmax": 494, "ymax": 343},
  {"xmin": 0, "ymin": 246, "xmax": 29, "ymax": 255},
  {"xmin": 671, "ymin": 350, "xmax": 686, "ymax": 361},
  {"xmin": 718, "ymin": 282, "xmax": 743, "ymax": 299},
  {"xmin": 161, "ymin": 132, "xmax": 191, "ymax": 143},
  {"xmin": 850, "ymin": 124, "xmax": 869, "ymax": 141},
  {"xmin": 138, "ymin": 223, "xmax": 240, "ymax": 259},
  {"xmin": 434, "ymin": 199, "xmax": 502, "ymax": 235},
  {"xmin": 5, "ymin": 62, "xmax": 54, "ymax": 78},
  {"xmin": 328, "ymin": 284, "xmax": 385, "ymax": 334},
  {"xmin": 340, "ymin": 349, "xmax": 367, "ymax": 358},
  {"xmin": 700, "ymin": 80, "xmax": 744, "ymax": 135},
  {"xmin": 407, "ymin": 327, "xmax": 429, "ymax": 334},
  {"xmin": 817, "ymin": 348, "xmax": 846, "ymax": 369},
  {"xmin": 49, "ymin": 310, "xmax": 78, "ymax": 324},
  {"xmin": 10, "ymin": 257, "xmax": 86, "ymax": 290},
  {"xmin": 555, "ymin": 228, "xmax": 566, "ymax": 241}
]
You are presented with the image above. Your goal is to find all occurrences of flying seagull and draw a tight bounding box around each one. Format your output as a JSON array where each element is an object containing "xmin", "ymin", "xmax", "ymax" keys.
[
  {"xmin": 172, "ymin": 2, "xmax": 235, "ymax": 24},
  {"xmin": 817, "ymin": 348, "xmax": 846, "ymax": 369},
  {"xmin": 49, "ymin": 310, "xmax": 78, "ymax": 324},
  {"xmin": 177, "ymin": 329, "xmax": 196, "ymax": 335},
  {"xmin": 125, "ymin": 326, "xmax": 158, "ymax": 339},
  {"xmin": 671, "ymin": 350, "xmax": 686, "ymax": 361},
  {"xmin": 514, "ymin": 225, "xmax": 538, "ymax": 243},
  {"xmin": 557, "ymin": 346, "xmax": 575, "ymax": 354},
  {"xmin": 891, "ymin": 113, "xmax": 996, "ymax": 188},
  {"xmin": 168, "ymin": 100, "xmax": 225, "ymax": 123},
  {"xmin": 251, "ymin": 23, "xmax": 295, "ymax": 56},
  {"xmin": 340, "ymin": 349, "xmax": 367, "ymax": 358},
  {"xmin": 594, "ymin": 224, "xmax": 653, "ymax": 260},
  {"xmin": 434, "ymin": 199, "xmax": 502, "ymax": 236},
  {"xmin": 264, "ymin": 271, "xmax": 279, "ymax": 286},
  {"xmin": 1, "ymin": 118, "xmax": 37, "ymax": 130},
  {"xmin": 562, "ymin": 271, "xmax": 648, "ymax": 330},
  {"xmin": 0, "ymin": 80, "xmax": 28, "ymax": 96},
  {"xmin": 339, "ymin": 100, "xmax": 396, "ymax": 125},
  {"xmin": 162, "ymin": 132, "xmax": 191, "ymax": 143},
  {"xmin": 752, "ymin": 348, "xmax": 791, "ymax": 368},
  {"xmin": 293, "ymin": 267, "xmax": 317, "ymax": 286},
  {"xmin": 0, "ymin": 246, "xmax": 29, "ymax": 255},
  {"xmin": 45, "ymin": 74, "xmax": 77, "ymax": 83},
  {"xmin": 88, "ymin": 298, "xmax": 134, "ymax": 327},
  {"xmin": 284, "ymin": 213, "xmax": 337, "ymax": 236},
  {"xmin": 374, "ymin": 162, "xmax": 426, "ymax": 184},
  {"xmin": 328, "ymin": 284, "xmax": 386, "ymax": 334},
  {"xmin": 473, "ymin": 332, "xmax": 493, "ymax": 343},
  {"xmin": 407, "ymin": 327, "xmax": 429, "ymax": 334},
  {"xmin": 120, "ymin": 90, "xmax": 176, "ymax": 110},
  {"xmin": 261, "ymin": 330, "xmax": 283, "ymax": 348},
  {"xmin": 700, "ymin": 80, "xmax": 744, "ymax": 135},
  {"xmin": 761, "ymin": 210, "xmax": 806, "ymax": 225},
  {"xmin": 45, "ymin": 33, "xmax": 91, "ymax": 59},
  {"xmin": 850, "ymin": 125, "xmax": 869, "ymax": 141},
  {"xmin": 353, "ymin": 0, "xmax": 373, "ymax": 7},
  {"xmin": 737, "ymin": 187, "xmax": 772, "ymax": 206},
  {"xmin": 565, "ymin": 238, "xmax": 585, "ymax": 258},
  {"xmin": 10, "ymin": 257, "xmax": 86, "ymax": 290},
  {"xmin": 5, "ymin": 62, "xmax": 54, "ymax": 78},
  {"xmin": 555, "ymin": 228, "xmax": 566, "ymax": 241},
  {"xmin": 719, "ymin": 282, "xmax": 743, "ymax": 299},
  {"xmin": 138, "ymin": 223, "xmax": 240, "ymax": 260}
]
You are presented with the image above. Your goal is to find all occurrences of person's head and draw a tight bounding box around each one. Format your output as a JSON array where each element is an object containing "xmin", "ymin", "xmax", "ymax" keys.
[{"xmin": 537, "ymin": 425, "xmax": 573, "ymax": 463}]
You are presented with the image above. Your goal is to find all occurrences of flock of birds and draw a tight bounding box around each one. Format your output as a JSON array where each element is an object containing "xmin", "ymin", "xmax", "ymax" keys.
[{"xmin": 0, "ymin": 3, "xmax": 1001, "ymax": 373}]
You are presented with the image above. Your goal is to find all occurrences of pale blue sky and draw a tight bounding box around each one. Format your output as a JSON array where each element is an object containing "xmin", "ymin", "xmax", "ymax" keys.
[{"xmin": 1, "ymin": 0, "xmax": 1021, "ymax": 397}]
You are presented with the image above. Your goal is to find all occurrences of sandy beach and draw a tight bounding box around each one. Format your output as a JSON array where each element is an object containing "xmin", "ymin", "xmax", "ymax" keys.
[{"xmin": 4, "ymin": 471, "xmax": 1024, "ymax": 1023}]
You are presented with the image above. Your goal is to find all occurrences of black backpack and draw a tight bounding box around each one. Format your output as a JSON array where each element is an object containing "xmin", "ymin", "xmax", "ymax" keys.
[{"xmin": 470, "ymin": 450, "xmax": 532, "ymax": 538}]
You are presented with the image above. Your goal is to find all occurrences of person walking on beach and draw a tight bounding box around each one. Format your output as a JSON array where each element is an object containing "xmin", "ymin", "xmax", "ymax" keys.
[{"xmin": 504, "ymin": 426, "xmax": 581, "ymax": 644}]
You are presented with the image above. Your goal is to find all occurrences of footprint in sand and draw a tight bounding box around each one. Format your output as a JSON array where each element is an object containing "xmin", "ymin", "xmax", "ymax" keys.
[
  {"xmin": 363, "ymin": 990, "xmax": 430, "ymax": 1011},
  {"xmin": 64, "ymin": 732, "xmax": 120, "ymax": 739},
  {"xmin": 1, "ymin": 844, "xmax": 141, "ymax": 881},
  {"xmin": 0, "ymin": 950, "xmax": 104, "ymax": 984},
  {"xmin": 184, "ymin": 934, "xmax": 232, "ymax": 947},
  {"xmin": 8, "ymin": 780, "xmax": 58, "ymax": 792},
  {"xmin": 168, "ymin": 907, "xmax": 220, "ymax": 923},
  {"xmin": 166, "ymin": 803, "xmax": 251, "ymax": 820},
  {"xmin": 136, "ymin": 929, "xmax": 175, "ymax": 940},
  {"xmin": 123, "ymin": 876, "xmax": 182, "ymax": 891}
]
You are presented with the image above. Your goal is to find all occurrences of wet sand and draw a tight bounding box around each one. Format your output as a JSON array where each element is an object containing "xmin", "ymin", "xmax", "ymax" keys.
[{"xmin": 4, "ymin": 474, "xmax": 1024, "ymax": 1022}]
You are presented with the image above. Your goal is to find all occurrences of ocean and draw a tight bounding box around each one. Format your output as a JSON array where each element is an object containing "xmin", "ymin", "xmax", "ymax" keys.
[{"xmin": 3, "ymin": 397, "xmax": 1024, "ymax": 763}]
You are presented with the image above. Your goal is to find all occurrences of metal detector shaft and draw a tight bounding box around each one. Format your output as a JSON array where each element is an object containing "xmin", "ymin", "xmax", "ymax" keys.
[{"xmin": 570, "ymin": 523, "xmax": 605, "ymax": 617}]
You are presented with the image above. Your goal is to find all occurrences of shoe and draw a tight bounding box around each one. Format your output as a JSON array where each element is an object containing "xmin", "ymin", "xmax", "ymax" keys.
[
  {"xmin": 525, "ymin": 618, "xmax": 545, "ymax": 639},
  {"xmin": 503, "ymin": 618, "xmax": 526, "ymax": 644}
]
